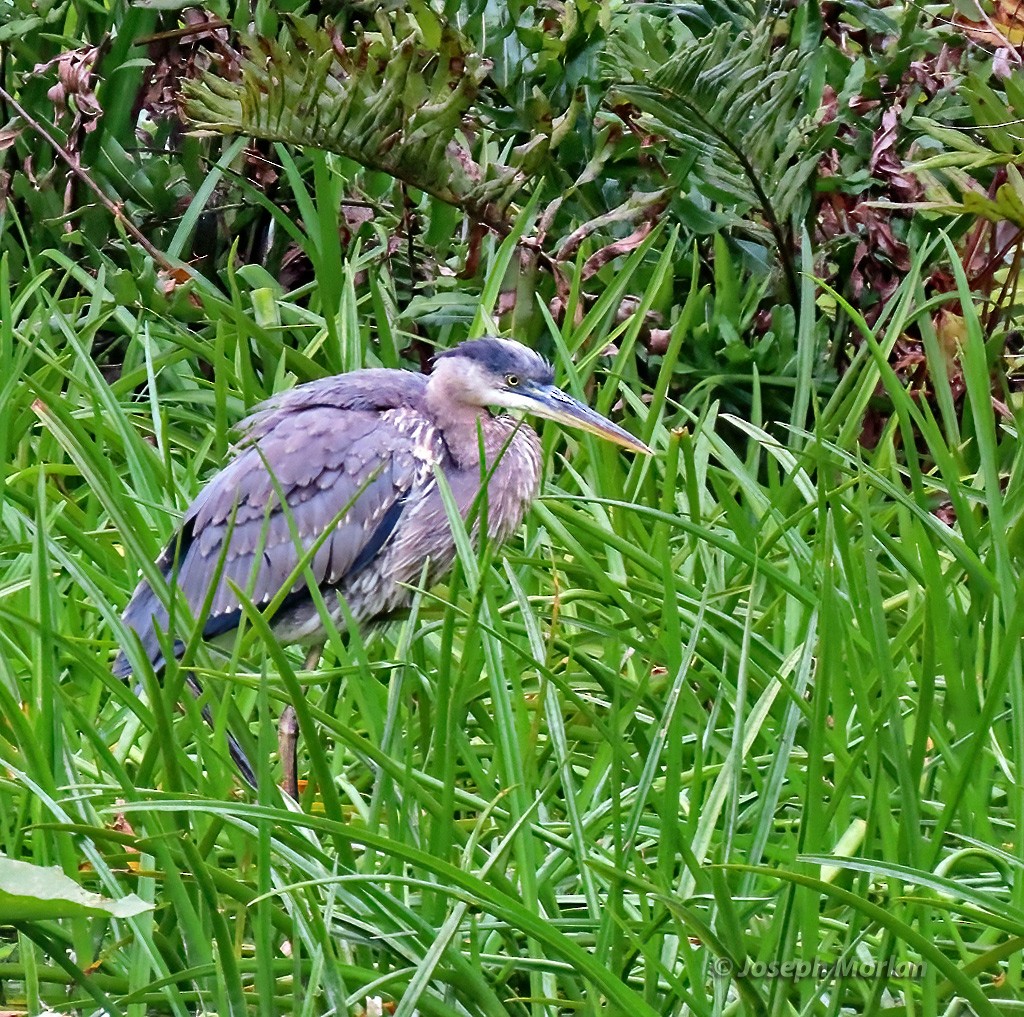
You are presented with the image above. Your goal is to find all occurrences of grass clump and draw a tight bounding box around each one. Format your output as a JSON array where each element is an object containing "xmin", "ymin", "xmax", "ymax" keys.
[
  {"xmin": 3, "ymin": 3, "xmax": 1024, "ymax": 1011},
  {"xmin": 0, "ymin": 233, "xmax": 1021, "ymax": 1015}
]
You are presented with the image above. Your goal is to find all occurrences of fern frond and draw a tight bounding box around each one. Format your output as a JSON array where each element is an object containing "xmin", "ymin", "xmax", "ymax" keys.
[
  {"xmin": 608, "ymin": 21, "xmax": 821, "ymax": 300},
  {"xmin": 184, "ymin": 14, "xmax": 528, "ymax": 231}
]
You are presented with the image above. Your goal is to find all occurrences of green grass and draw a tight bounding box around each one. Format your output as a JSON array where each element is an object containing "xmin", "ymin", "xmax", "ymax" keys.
[{"xmin": 1, "ymin": 233, "xmax": 1023, "ymax": 1016}]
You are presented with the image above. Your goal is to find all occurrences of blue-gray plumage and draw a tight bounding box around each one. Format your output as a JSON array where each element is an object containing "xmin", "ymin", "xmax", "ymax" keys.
[{"xmin": 113, "ymin": 338, "xmax": 649, "ymax": 782}]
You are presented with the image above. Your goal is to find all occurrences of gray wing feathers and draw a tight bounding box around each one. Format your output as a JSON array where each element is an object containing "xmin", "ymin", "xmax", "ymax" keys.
[
  {"xmin": 114, "ymin": 372, "xmax": 441, "ymax": 676},
  {"xmin": 177, "ymin": 413, "xmax": 431, "ymax": 622},
  {"xmin": 115, "ymin": 581, "xmax": 173, "ymax": 678},
  {"xmin": 237, "ymin": 370, "xmax": 427, "ymax": 444}
]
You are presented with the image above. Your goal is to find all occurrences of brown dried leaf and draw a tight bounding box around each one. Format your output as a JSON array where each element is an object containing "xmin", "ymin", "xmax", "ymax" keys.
[
  {"xmin": 908, "ymin": 45, "xmax": 962, "ymax": 96},
  {"xmin": 869, "ymin": 106, "xmax": 920, "ymax": 202},
  {"xmin": 140, "ymin": 10, "xmax": 240, "ymax": 122},
  {"xmin": 159, "ymin": 265, "xmax": 192, "ymax": 295},
  {"xmin": 646, "ymin": 329, "xmax": 672, "ymax": 356},
  {"xmin": 581, "ymin": 220, "xmax": 655, "ymax": 280},
  {"xmin": 342, "ymin": 203, "xmax": 374, "ymax": 231},
  {"xmin": 820, "ymin": 84, "xmax": 838, "ymax": 125},
  {"xmin": 851, "ymin": 205, "xmax": 911, "ymax": 268},
  {"xmin": 244, "ymin": 145, "xmax": 279, "ymax": 190},
  {"xmin": 495, "ymin": 289, "xmax": 518, "ymax": 316},
  {"xmin": 954, "ymin": 0, "xmax": 1024, "ymax": 48},
  {"xmin": 158, "ymin": 266, "xmax": 202, "ymax": 307},
  {"xmin": 34, "ymin": 45, "xmax": 103, "ymax": 136},
  {"xmin": 556, "ymin": 190, "xmax": 668, "ymax": 263}
]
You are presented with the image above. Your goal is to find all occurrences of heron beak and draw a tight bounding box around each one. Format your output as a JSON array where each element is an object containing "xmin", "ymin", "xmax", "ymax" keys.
[{"xmin": 526, "ymin": 384, "xmax": 653, "ymax": 455}]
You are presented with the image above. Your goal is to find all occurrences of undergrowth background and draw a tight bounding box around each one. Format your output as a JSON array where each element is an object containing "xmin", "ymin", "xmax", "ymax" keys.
[{"xmin": 3, "ymin": 1, "xmax": 1024, "ymax": 1014}]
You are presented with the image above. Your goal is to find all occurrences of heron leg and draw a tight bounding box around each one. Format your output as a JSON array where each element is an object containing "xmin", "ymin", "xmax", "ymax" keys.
[
  {"xmin": 279, "ymin": 643, "xmax": 324, "ymax": 800},
  {"xmin": 279, "ymin": 704, "xmax": 298, "ymax": 800}
]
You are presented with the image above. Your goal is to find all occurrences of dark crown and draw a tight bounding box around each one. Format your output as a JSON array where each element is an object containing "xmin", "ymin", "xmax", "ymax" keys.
[{"xmin": 436, "ymin": 338, "xmax": 554, "ymax": 386}]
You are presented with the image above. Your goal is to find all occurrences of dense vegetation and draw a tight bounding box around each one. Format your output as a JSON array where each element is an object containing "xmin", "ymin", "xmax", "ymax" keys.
[{"xmin": 3, "ymin": 1, "xmax": 1024, "ymax": 1013}]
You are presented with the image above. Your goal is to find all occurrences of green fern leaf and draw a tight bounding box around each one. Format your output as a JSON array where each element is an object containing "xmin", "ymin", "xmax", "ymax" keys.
[
  {"xmin": 184, "ymin": 14, "xmax": 528, "ymax": 230},
  {"xmin": 608, "ymin": 20, "xmax": 822, "ymax": 300}
]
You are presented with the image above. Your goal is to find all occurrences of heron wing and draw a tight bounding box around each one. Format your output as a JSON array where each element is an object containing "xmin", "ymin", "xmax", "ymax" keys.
[{"xmin": 114, "ymin": 373, "xmax": 441, "ymax": 676}]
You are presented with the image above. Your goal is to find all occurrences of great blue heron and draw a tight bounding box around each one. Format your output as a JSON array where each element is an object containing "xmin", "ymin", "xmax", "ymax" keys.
[{"xmin": 114, "ymin": 338, "xmax": 650, "ymax": 789}]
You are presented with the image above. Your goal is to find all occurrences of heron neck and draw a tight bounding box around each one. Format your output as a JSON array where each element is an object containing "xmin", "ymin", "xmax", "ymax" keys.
[
  {"xmin": 430, "ymin": 403, "xmax": 493, "ymax": 469},
  {"xmin": 425, "ymin": 363, "xmax": 493, "ymax": 468}
]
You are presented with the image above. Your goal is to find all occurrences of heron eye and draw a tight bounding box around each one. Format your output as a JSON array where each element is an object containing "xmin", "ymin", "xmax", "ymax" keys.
[{"xmin": 506, "ymin": 374, "xmax": 520, "ymax": 387}]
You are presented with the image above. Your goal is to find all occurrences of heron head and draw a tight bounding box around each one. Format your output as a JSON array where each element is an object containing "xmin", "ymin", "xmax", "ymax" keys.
[{"xmin": 433, "ymin": 337, "xmax": 651, "ymax": 455}]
